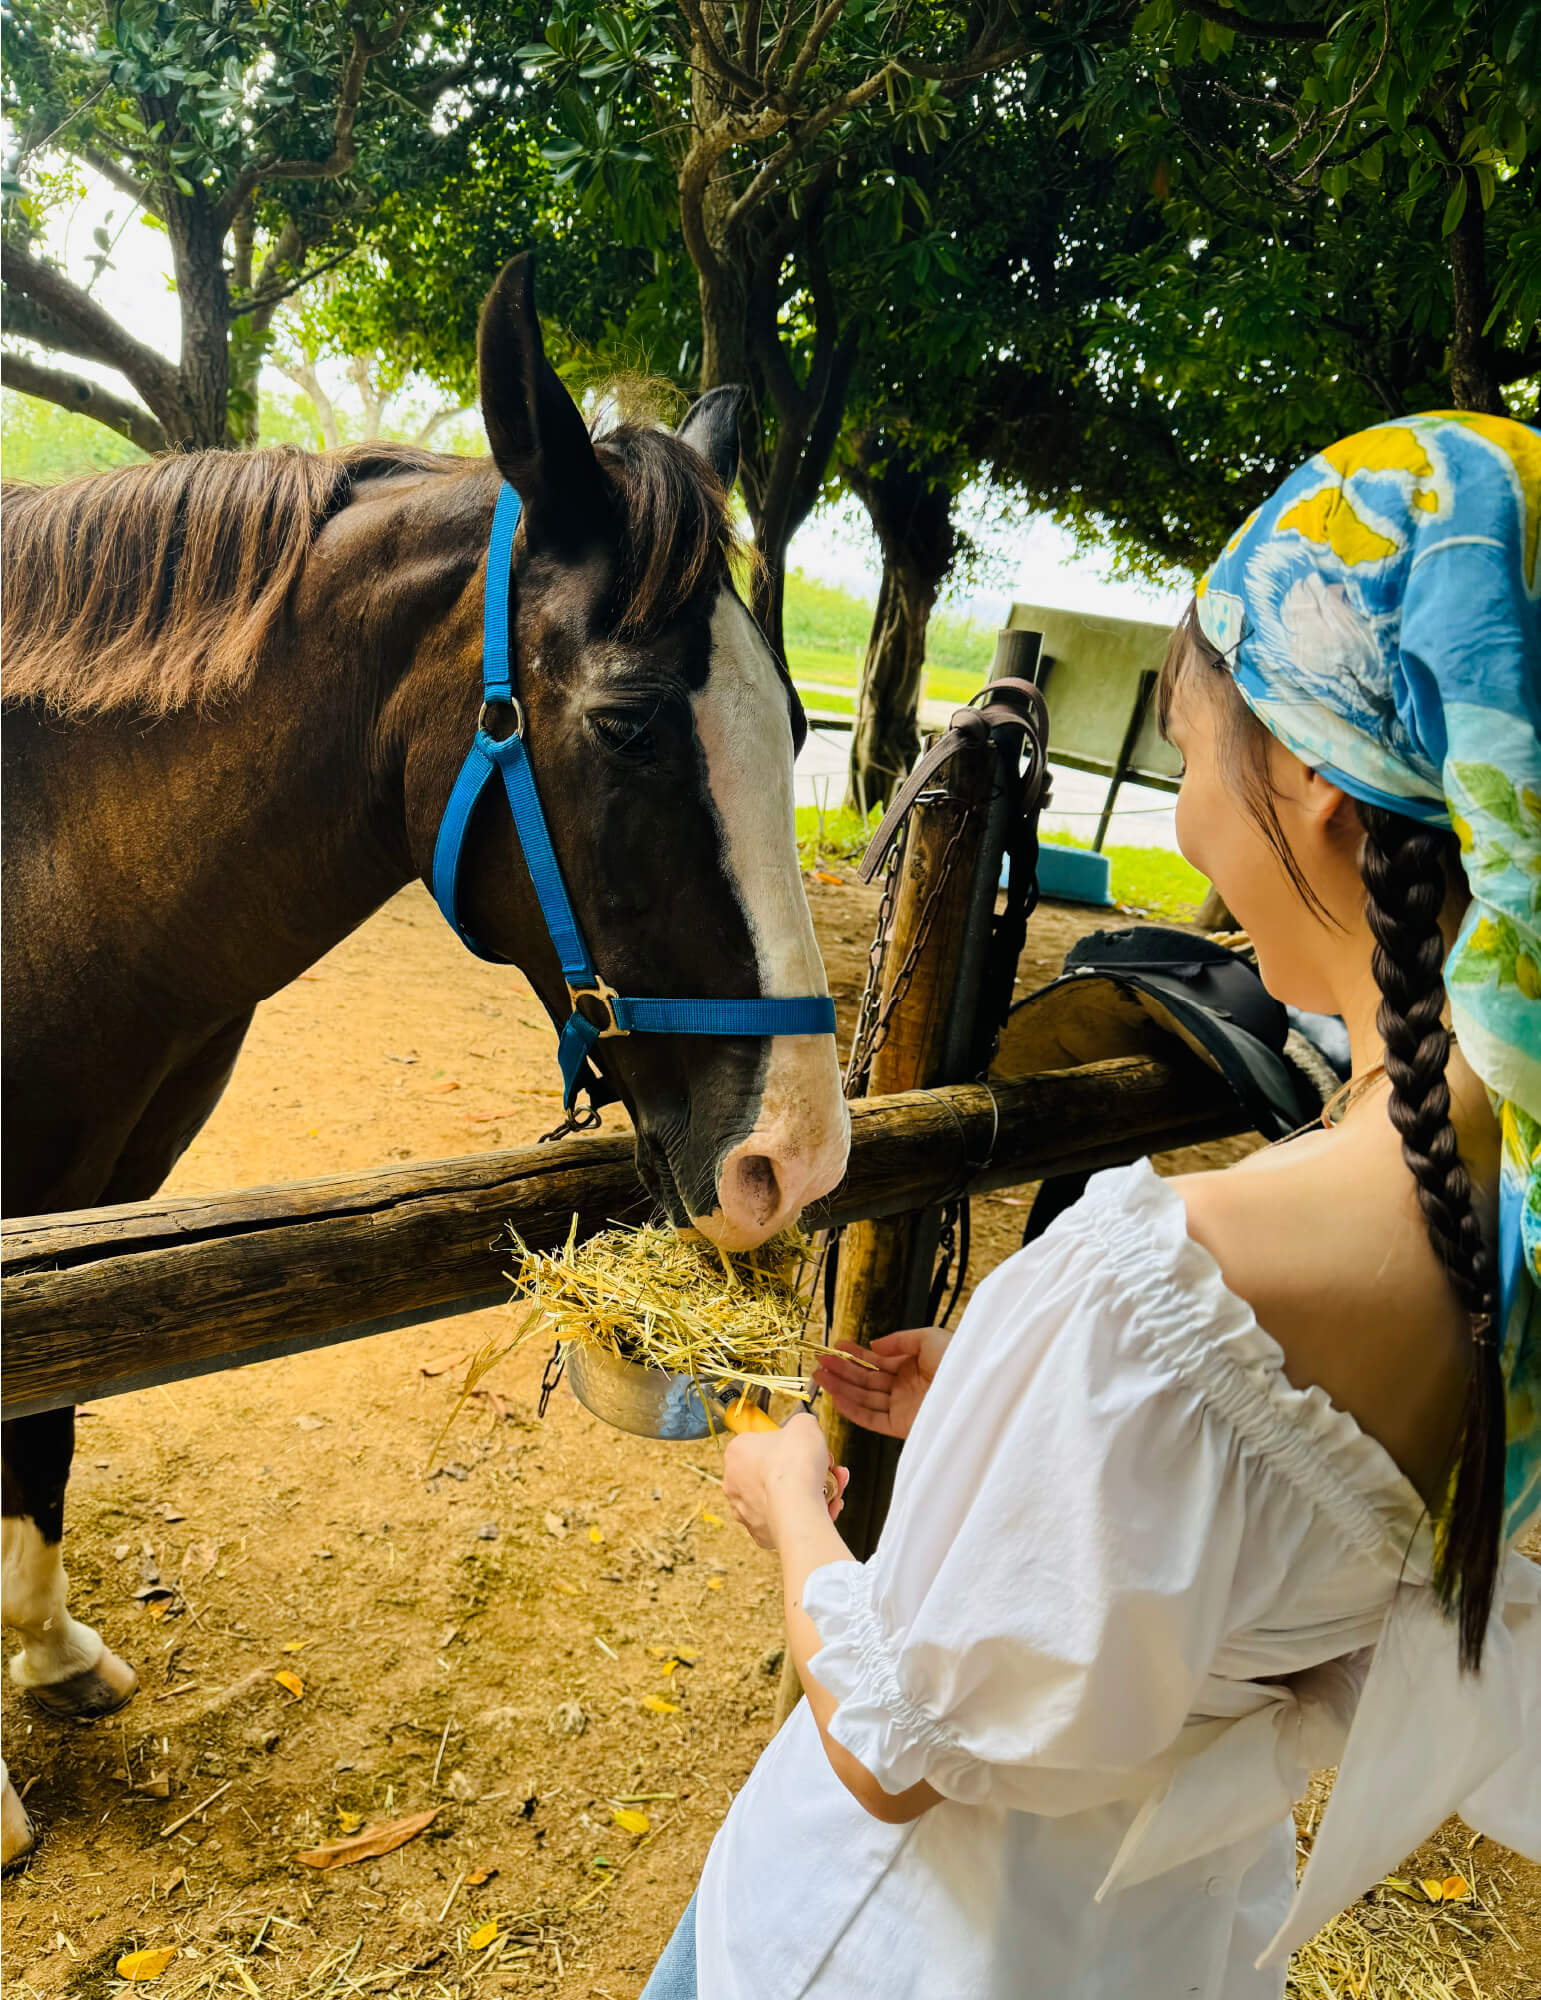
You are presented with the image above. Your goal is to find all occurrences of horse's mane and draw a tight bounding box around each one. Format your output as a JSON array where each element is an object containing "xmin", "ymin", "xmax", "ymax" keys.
[
  {"xmin": 1, "ymin": 441, "xmax": 455, "ymax": 720},
  {"xmin": 2, "ymin": 422, "xmax": 742, "ymax": 723}
]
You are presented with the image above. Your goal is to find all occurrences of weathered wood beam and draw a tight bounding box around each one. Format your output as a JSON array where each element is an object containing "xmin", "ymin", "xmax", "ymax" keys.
[{"xmin": 1, "ymin": 1058, "xmax": 1242, "ymax": 1419}]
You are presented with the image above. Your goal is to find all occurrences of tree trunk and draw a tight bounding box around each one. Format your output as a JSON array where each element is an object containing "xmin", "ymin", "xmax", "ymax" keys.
[
  {"xmin": 164, "ymin": 193, "xmax": 233, "ymax": 447},
  {"xmin": 1444, "ymin": 128, "xmax": 1508, "ymax": 417},
  {"xmin": 846, "ymin": 437, "xmax": 957, "ymax": 812}
]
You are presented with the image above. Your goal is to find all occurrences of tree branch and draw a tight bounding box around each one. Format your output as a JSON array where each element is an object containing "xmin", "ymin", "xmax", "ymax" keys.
[
  {"xmin": 1178, "ymin": 0, "xmax": 1327, "ymax": 42},
  {"xmin": 786, "ymin": 0, "xmax": 847, "ymax": 96},
  {"xmin": 722, "ymin": 61, "xmax": 898, "ymax": 233},
  {"xmin": 1, "ymin": 347, "xmax": 168, "ymax": 454},
  {"xmin": 219, "ymin": 6, "xmax": 414, "ymax": 226},
  {"xmin": 76, "ymin": 144, "xmax": 161, "ymax": 218},
  {"xmin": 413, "ymin": 402, "xmax": 468, "ymax": 446},
  {"xmin": 279, "ymin": 354, "xmax": 341, "ymax": 449},
  {"xmin": 0, "ymin": 238, "xmax": 183, "ymax": 416},
  {"xmin": 677, "ymin": 0, "xmax": 765, "ymax": 99}
]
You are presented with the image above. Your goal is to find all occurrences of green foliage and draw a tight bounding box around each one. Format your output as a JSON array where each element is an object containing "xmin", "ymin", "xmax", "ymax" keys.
[
  {"xmin": 0, "ymin": 387, "xmax": 145, "ymax": 478},
  {"xmin": 2, "ymin": 382, "xmax": 326, "ymax": 473}
]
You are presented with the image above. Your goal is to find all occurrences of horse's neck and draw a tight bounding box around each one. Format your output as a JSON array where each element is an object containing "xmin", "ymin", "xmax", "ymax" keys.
[{"xmin": 75, "ymin": 476, "xmax": 485, "ymax": 1022}]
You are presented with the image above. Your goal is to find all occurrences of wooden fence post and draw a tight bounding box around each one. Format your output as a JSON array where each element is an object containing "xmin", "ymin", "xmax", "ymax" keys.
[{"xmin": 774, "ymin": 731, "xmax": 994, "ymax": 1722}]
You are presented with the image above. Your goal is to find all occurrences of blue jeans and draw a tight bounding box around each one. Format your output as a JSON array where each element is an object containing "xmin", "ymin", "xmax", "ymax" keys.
[{"xmin": 639, "ymin": 1892, "xmax": 696, "ymax": 1999}]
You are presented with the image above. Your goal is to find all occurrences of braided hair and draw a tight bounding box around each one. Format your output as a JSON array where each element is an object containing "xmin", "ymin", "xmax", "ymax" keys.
[
  {"xmin": 1359, "ymin": 806, "xmax": 1504, "ymax": 1667},
  {"xmin": 1159, "ymin": 617, "xmax": 1505, "ymax": 1668}
]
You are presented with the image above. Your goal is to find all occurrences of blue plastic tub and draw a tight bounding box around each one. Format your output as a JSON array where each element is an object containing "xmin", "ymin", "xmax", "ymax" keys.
[{"xmin": 1026, "ymin": 843, "xmax": 1114, "ymax": 907}]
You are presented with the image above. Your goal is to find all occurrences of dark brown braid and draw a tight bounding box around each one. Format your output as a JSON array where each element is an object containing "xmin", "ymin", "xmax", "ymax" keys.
[{"xmin": 1358, "ymin": 806, "xmax": 1505, "ymax": 1669}]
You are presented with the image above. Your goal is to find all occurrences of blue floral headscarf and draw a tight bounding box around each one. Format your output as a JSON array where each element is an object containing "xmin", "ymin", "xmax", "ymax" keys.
[{"xmin": 1195, "ymin": 412, "xmax": 1540, "ymax": 1539}]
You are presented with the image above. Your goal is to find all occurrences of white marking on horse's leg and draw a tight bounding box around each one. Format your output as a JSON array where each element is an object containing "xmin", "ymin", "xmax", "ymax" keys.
[
  {"xmin": 690, "ymin": 592, "xmax": 850, "ymax": 1245},
  {"xmin": 1, "ymin": 1755, "xmax": 35, "ymax": 1868},
  {"xmin": 4, "ymin": 1516, "xmax": 106, "ymax": 1688}
]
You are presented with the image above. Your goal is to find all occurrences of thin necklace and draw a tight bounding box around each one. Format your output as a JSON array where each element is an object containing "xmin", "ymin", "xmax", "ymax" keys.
[
  {"xmin": 1319, "ymin": 1063, "xmax": 1388, "ymax": 1129},
  {"xmin": 1274, "ymin": 1032, "xmax": 1458, "ymax": 1145}
]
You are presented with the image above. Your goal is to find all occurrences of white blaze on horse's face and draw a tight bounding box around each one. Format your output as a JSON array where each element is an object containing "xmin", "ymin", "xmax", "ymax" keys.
[{"xmin": 688, "ymin": 590, "xmax": 850, "ymax": 1249}]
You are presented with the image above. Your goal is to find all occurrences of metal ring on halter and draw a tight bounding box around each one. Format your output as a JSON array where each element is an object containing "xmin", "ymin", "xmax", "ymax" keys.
[
  {"xmin": 478, "ymin": 695, "xmax": 526, "ymax": 740},
  {"xmin": 566, "ymin": 974, "xmax": 630, "ymax": 1038}
]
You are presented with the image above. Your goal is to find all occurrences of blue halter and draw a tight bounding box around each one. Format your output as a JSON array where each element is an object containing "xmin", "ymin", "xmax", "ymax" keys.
[{"xmin": 431, "ymin": 483, "xmax": 837, "ymax": 1111}]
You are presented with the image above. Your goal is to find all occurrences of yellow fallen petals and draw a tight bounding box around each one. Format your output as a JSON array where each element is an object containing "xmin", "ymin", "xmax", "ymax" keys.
[
  {"xmin": 707, "ymin": 1576, "xmax": 724, "ymax": 1589},
  {"xmin": 336, "ymin": 1809, "xmax": 363, "ymax": 1833},
  {"xmin": 700, "ymin": 1510, "xmax": 724, "ymax": 1528},
  {"xmin": 280, "ymin": 1639, "xmax": 306, "ymax": 1654},
  {"xmin": 1421, "ymin": 1874, "xmax": 1471, "ymax": 1903},
  {"xmin": 274, "ymin": 1670, "xmax": 304, "ymax": 1699},
  {"xmin": 641, "ymin": 1694, "xmax": 679, "ymax": 1715},
  {"xmin": 588, "ymin": 1525, "xmax": 604, "ymax": 1544},
  {"xmin": 611, "ymin": 1807, "xmax": 651, "ymax": 1835},
  {"xmin": 466, "ymin": 1922, "xmax": 500, "ymax": 1951},
  {"xmin": 117, "ymin": 1949, "xmax": 177, "ymax": 1981}
]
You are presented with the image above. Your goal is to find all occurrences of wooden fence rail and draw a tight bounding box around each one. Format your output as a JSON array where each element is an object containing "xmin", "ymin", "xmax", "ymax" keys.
[{"xmin": 1, "ymin": 1056, "xmax": 1243, "ymax": 1420}]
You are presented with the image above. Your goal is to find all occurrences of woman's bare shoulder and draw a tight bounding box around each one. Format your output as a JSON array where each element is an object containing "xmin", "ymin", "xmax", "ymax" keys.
[{"xmin": 1169, "ymin": 1122, "xmax": 1469, "ymax": 1502}]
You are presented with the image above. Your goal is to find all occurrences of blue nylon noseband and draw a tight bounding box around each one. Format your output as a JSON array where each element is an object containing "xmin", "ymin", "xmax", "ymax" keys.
[{"xmin": 431, "ymin": 483, "xmax": 837, "ymax": 1111}]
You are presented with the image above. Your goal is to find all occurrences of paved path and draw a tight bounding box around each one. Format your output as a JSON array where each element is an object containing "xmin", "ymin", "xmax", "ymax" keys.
[{"xmin": 795, "ymin": 721, "xmax": 1177, "ymax": 851}]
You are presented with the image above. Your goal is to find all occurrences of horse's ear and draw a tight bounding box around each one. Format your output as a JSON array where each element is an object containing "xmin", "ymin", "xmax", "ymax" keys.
[
  {"xmin": 477, "ymin": 253, "xmax": 610, "ymax": 551},
  {"xmin": 677, "ymin": 385, "xmax": 745, "ymax": 489}
]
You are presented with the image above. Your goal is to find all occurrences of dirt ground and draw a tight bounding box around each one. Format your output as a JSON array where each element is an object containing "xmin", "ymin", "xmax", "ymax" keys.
[{"xmin": 3, "ymin": 879, "xmax": 1537, "ymax": 2000}]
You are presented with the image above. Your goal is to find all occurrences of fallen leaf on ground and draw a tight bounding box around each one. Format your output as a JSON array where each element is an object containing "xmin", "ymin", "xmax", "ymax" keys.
[
  {"xmin": 706, "ymin": 1577, "xmax": 724, "ymax": 1590},
  {"xmin": 611, "ymin": 1808, "xmax": 650, "ymax": 1835},
  {"xmin": 588, "ymin": 1526, "xmax": 604, "ymax": 1544},
  {"xmin": 335, "ymin": 1810, "xmax": 364, "ymax": 1833},
  {"xmin": 543, "ymin": 1511, "xmax": 568, "ymax": 1538},
  {"xmin": 280, "ymin": 1639, "xmax": 306, "ymax": 1654},
  {"xmin": 813, "ymin": 870, "xmax": 844, "ymax": 885},
  {"xmin": 699, "ymin": 1510, "xmax": 724, "ymax": 1527},
  {"xmin": 273, "ymin": 1671, "xmax": 304, "ymax": 1699},
  {"xmin": 117, "ymin": 1949, "xmax": 177, "ymax": 1980},
  {"xmin": 1420, "ymin": 1878, "xmax": 1449, "ymax": 1902},
  {"xmin": 296, "ymin": 1807, "xmax": 440, "ymax": 1869},
  {"xmin": 465, "ymin": 1922, "xmax": 499, "ymax": 1951},
  {"xmin": 464, "ymin": 1867, "xmax": 497, "ymax": 1886},
  {"xmin": 551, "ymin": 1578, "xmax": 582, "ymax": 1596},
  {"xmin": 1439, "ymin": 1874, "xmax": 1471, "ymax": 1901},
  {"xmin": 424, "ymin": 1080, "xmax": 460, "ymax": 1094},
  {"xmin": 158, "ymin": 1504, "xmax": 186, "ymax": 1523},
  {"xmin": 641, "ymin": 1695, "xmax": 679, "ymax": 1715},
  {"xmin": 135, "ymin": 1771, "xmax": 172, "ymax": 1799}
]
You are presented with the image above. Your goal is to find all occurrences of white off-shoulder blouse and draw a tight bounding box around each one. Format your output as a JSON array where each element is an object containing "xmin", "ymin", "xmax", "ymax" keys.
[{"xmin": 695, "ymin": 1162, "xmax": 1540, "ymax": 1999}]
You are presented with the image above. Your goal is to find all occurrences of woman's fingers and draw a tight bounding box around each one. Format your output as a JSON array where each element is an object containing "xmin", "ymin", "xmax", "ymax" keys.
[
  {"xmin": 868, "ymin": 1331, "xmax": 928, "ymax": 1364},
  {"xmin": 831, "ymin": 1338, "xmax": 907, "ymax": 1376},
  {"xmin": 815, "ymin": 1372, "xmax": 892, "ymax": 1431}
]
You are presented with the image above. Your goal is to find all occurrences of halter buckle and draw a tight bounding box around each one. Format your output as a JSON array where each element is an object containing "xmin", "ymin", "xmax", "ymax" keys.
[
  {"xmin": 567, "ymin": 976, "xmax": 629, "ymax": 1038},
  {"xmin": 478, "ymin": 696, "xmax": 526, "ymax": 741}
]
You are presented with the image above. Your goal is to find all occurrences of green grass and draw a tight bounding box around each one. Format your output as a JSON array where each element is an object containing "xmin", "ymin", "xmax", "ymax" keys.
[
  {"xmin": 1043, "ymin": 832, "xmax": 1207, "ymax": 920},
  {"xmin": 795, "ymin": 808, "xmax": 1204, "ymax": 923},
  {"xmin": 782, "ymin": 568, "xmax": 997, "ymax": 710}
]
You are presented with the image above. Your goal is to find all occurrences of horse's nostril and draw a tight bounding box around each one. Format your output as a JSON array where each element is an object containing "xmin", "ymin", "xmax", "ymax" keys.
[{"xmin": 726, "ymin": 1152, "xmax": 781, "ymax": 1227}]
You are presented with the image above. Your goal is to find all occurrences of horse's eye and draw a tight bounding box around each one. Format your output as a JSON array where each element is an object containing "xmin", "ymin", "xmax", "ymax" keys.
[{"xmin": 589, "ymin": 709, "xmax": 658, "ymax": 764}]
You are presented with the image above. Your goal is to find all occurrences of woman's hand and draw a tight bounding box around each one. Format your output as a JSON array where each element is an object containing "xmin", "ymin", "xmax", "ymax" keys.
[
  {"xmin": 813, "ymin": 1327, "xmax": 952, "ymax": 1441},
  {"xmin": 721, "ymin": 1412, "xmax": 850, "ymax": 1550}
]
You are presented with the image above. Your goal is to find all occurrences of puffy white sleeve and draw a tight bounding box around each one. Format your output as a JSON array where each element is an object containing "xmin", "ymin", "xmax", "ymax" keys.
[{"xmin": 804, "ymin": 1163, "xmax": 1335, "ymax": 1812}]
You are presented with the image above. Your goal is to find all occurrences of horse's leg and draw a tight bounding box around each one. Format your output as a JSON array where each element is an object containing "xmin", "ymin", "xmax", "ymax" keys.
[
  {"xmin": 0, "ymin": 1014, "xmax": 253, "ymax": 1863},
  {"xmin": 1, "ymin": 1408, "xmax": 137, "ymax": 1865}
]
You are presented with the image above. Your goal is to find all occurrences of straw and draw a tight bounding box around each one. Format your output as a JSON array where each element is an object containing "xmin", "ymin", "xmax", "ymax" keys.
[{"xmin": 503, "ymin": 1216, "xmax": 831, "ymax": 1399}]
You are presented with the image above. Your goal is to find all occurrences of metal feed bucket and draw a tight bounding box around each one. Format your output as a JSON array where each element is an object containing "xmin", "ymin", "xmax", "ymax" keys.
[{"xmin": 564, "ymin": 1341, "xmax": 758, "ymax": 1441}]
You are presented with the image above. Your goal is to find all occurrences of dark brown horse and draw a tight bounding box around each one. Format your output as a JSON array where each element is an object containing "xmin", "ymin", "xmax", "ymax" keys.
[{"xmin": 0, "ymin": 254, "xmax": 847, "ymax": 1863}]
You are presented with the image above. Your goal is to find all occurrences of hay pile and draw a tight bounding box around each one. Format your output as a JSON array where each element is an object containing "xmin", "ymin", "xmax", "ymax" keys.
[{"xmin": 505, "ymin": 1216, "xmax": 823, "ymax": 1398}]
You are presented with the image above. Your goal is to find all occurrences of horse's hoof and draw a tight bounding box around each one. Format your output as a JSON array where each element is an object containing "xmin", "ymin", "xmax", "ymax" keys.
[
  {"xmin": 24, "ymin": 1646, "xmax": 137, "ymax": 1720},
  {"xmin": 1, "ymin": 1781, "xmax": 34, "ymax": 1870}
]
